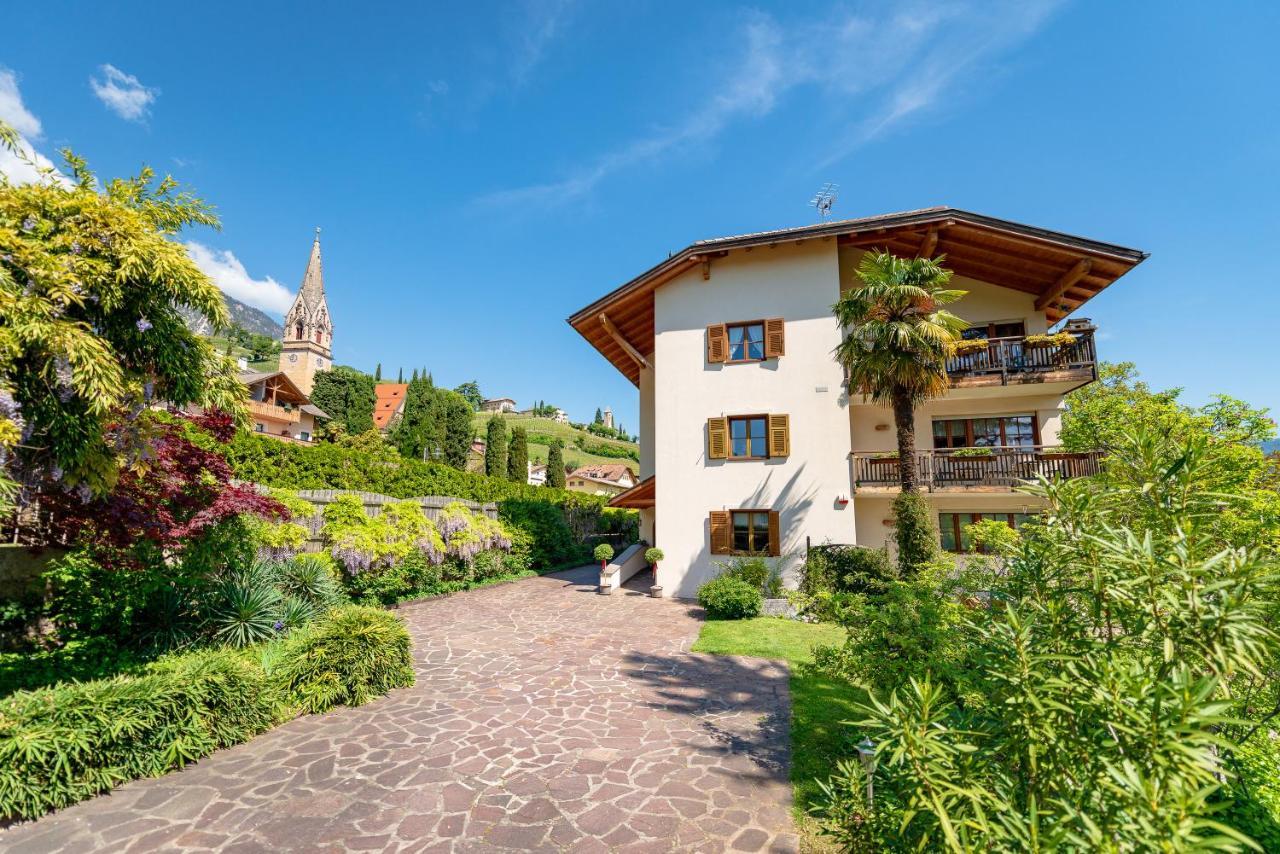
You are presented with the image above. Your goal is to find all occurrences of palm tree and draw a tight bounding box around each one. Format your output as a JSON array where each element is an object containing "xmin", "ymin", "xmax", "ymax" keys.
[{"xmin": 834, "ymin": 251, "xmax": 967, "ymax": 492}]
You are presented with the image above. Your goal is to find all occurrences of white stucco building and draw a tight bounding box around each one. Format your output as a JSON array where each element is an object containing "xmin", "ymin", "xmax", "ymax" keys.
[{"xmin": 569, "ymin": 207, "xmax": 1146, "ymax": 598}]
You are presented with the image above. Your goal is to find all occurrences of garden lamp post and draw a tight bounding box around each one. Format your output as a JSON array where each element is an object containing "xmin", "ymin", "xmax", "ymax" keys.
[{"xmin": 856, "ymin": 737, "xmax": 877, "ymax": 806}]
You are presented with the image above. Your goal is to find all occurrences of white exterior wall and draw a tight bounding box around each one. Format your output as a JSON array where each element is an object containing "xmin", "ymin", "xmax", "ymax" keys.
[{"xmin": 652, "ymin": 243, "xmax": 852, "ymax": 598}]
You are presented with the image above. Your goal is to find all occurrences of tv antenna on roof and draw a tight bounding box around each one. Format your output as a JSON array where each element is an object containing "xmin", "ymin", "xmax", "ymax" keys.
[{"xmin": 809, "ymin": 183, "xmax": 839, "ymax": 220}]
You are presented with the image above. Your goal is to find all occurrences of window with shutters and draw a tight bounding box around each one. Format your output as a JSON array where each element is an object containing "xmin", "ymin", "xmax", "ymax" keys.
[
  {"xmin": 728, "ymin": 416, "xmax": 768, "ymax": 459},
  {"xmin": 709, "ymin": 414, "xmax": 789, "ymax": 460},
  {"xmin": 708, "ymin": 318, "xmax": 784, "ymax": 364}
]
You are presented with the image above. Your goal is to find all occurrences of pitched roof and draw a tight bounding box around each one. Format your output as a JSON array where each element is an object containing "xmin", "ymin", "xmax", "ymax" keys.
[
  {"xmin": 373, "ymin": 383, "xmax": 409, "ymax": 429},
  {"xmin": 568, "ymin": 463, "xmax": 634, "ymax": 483},
  {"xmin": 567, "ymin": 207, "xmax": 1148, "ymax": 385},
  {"xmin": 300, "ymin": 403, "xmax": 330, "ymax": 420},
  {"xmin": 238, "ymin": 370, "xmax": 308, "ymax": 404}
]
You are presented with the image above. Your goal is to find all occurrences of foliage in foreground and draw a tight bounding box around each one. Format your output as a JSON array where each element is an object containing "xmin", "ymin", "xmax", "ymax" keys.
[
  {"xmin": 0, "ymin": 140, "xmax": 245, "ymax": 506},
  {"xmin": 816, "ymin": 426, "xmax": 1280, "ymax": 850},
  {"xmin": 0, "ymin": 604, "xmax": 412, "ymax": 821}
]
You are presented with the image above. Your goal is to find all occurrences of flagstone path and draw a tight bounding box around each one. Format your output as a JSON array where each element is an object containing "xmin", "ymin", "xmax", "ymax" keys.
[{"xmin": 2, "ymin": 566, "xmax": 796, "ymax": 853}]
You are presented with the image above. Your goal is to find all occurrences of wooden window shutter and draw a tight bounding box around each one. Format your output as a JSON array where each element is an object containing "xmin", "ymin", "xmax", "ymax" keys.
[
  {"xmin": 767, "ymin": 414, "xmax": 790, "ymax": 458},
  {"xmin": 764, "ymin": 318, "xmax": 785, "ymax": 358},
  {"xmin": 710, "ymin": 511, "xmax": 732, "ymax": 555},
  {"xmin": 706, "ymin": 324, "xmax": 728, "ymax": 363},
  {"xmin": 767, "ymin": 511, "xmax": 781, "ymax": 556},
  {"xmin": 707, "ymin": 417, "xmax": 728, "ymax": 460}
]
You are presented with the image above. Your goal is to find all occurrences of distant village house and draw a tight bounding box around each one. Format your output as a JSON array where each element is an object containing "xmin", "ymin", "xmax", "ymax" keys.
[
  {"xmin": 565, "ymin": 464, "xmax": 637, "ymax": 497},
  {"xmin": 480, "ymin": 397, "xmax": 517, "ymax": 413}
]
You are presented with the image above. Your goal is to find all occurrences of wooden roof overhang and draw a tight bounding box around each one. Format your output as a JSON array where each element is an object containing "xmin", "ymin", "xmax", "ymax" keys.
[
  {"xmin": 567, "ymin": 207, "xmax": 1148, "ymax": 385},
  {"xmin": 607, "ymin": 476, "xmax": 655, "ymax": 509}
]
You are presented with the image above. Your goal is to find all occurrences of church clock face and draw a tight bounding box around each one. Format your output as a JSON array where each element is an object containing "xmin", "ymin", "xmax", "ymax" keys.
[
  {"xmin": 288, "ymin": 353, "xmax": 298, "ymax": 363},
  {"xmin": 316, "ymin": 357, "xmax": 325, "ymax": 367}
]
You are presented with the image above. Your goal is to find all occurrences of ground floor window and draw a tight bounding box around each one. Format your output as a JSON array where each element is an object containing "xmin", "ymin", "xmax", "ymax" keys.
[
  {"xmin": 254, "ymin": 422, "xmax": 265, "ymax": 432},
  {"xmin": 939, "ymin": 511, "xmax": 1035, "ymax": 552},
  {"xmin": 732, "ymin": 510, "xmax": 771, "ymax": 554}
]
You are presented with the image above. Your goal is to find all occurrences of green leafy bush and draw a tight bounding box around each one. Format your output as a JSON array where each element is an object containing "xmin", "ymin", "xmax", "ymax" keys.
[
  {"xmin": 716, "ymin": 555, "xmax": 784, "ymax": 598},
  {"xmin": 0, "ymin": 647, "xmax": 277, "ymax": 821},
  {"xmin": 801, "ymin": 544, "xmax": 895, "ymax": 598},
  {"xmin": 891, "ymin": 492, "xmax": 937, "ymax": 576},
  {"xmin": 269, "ymin": 605, "xmax": 413, "ymax": 714},
  {"xmin": 0, "ymin": 605, "xmax": 415, "ymax": 821},
  {"xmin": 1220, "ymin": 734, "xmax": 1280, "ymax": 850},
  {"xmin": 594, "ymin": 543, "xmax": 615, "ymax": 562},
  {"xmin": 817, "ymin": 427, "xmax": 1280, "ymax": 849},
  {"xmin": 697, "ymin": 576, "xmax": 763, "ymax": 620}
]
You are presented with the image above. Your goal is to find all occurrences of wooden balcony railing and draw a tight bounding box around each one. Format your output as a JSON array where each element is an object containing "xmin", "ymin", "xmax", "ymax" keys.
[
  {"xmin": 946, "ymin": 329, "xmax": 1097, "ymax": 384},
  {"xmin": 248, "ymin": 399, "xmax": 302, "ymax": 424},
  {"xmin": 851, "ymin": 447, "xmax": 1103, "ymax": 492}
]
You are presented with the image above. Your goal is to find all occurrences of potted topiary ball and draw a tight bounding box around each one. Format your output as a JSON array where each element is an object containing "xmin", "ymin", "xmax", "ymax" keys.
[
  {"xmin": 594, "ymin": 543, "xmax": 616, "ymax": 595},
  {"xmin": 645, "ymin": 547, "xmax": 665, "ymax": 597}
]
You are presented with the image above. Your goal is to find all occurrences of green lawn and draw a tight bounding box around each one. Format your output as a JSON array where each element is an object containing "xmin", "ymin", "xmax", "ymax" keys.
[{"xmin": 692, "ymin": 617, "xmax": 864, "ymax": 849}]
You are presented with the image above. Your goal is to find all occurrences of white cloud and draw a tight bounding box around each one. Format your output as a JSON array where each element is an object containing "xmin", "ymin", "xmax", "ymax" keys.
[
  {"xmin": 478, "ymin": 1, "xmax": 1062, "ymax": 209},
  {"xmin": 186, "ymin": 242, "xmax": 295, "ymax": 316},
  {"xmin": 0, "ymin": 67, "xmax": 67, "ymax": 185},
  {"xmin": 509, "ymin": 0, "xmax": 576, "ymax": 86},
  {"xmin": 90, "ymin": 64, "xmax": 158, "ymax": 121}
]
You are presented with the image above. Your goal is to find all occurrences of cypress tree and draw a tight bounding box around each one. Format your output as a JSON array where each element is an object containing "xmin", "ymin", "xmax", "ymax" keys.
[
  {"xmin": 397, "ymin": 367, "xmax": 404, "ymax": 383},
  {"xmin": 484, "ymin": 414, "xmax": 507, "ymax": 478},
  {"xmin": 507, "ymin": 426, "xmax": 529, "ymax": 483},
  {"xmin": 411, "ymin": 368, "xmax": 419, "ymax": 383},
  {"xmin": 546, "ymin": 440, "xmax": 566, "ymax": 489},
  {"xmin": 374, "ymin": 363, "xmax": 382, "ymax": 381},
  {"xmin": 594, "ymin": 407, "xmax": 603, "ymax": 424}
]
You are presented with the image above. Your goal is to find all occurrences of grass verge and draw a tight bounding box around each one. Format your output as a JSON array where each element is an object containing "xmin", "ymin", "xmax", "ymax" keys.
[{"xmin": 692, "ymin": 617, "xmax": 864, "ymax": 851}]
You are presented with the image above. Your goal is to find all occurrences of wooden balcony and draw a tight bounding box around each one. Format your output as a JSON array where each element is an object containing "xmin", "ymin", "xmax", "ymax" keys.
[
  {"xmin": 851, "ymin": 447, "xmax": 1102, "ymax": 493},
  {"xmin": 248, "ymin": 399, "xmax": 302, "ymax": 424},
  {"xmin": 946, "ymin": 328, "xmax": 1097, "ymax": 389}
]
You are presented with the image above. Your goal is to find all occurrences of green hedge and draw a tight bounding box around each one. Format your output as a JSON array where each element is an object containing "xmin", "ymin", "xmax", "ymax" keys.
[
  {"xmin": 0, "ymin": 605, "xmax": 413, "ymax": 821},
  {"xmin": 267, "ymin": 605, "xmax": 414, "ymax": 714},
  {"xmin": 227, "ymin": 432, "xmax": 605, "ymax": 506}
]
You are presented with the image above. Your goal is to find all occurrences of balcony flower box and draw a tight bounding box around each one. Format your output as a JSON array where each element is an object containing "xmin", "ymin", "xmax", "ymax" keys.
[
  {"xmin": 1023, "ymin": 332, "xmax": 1077, "ymax": 349},
  {"xmin": 953, "ymin": 338, "xmax": 991, "ymax": 356}
]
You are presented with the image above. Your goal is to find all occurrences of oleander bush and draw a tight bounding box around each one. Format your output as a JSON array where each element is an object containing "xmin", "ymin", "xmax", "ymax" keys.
[
  {"xmin": 267, "ymin": 605, "xmax": 414, "ymax": 715},
  {"xmin": 0, "ymin": 605, "xmax": 413, "ymax": 821},
  {"xmin": 697, "ymin": 576, "xmax": 763, "ymax": 620}
]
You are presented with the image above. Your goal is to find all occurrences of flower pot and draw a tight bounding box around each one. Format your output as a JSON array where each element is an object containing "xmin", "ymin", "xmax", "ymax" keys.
[{"xmin": 649, "ymin": 585, "xmax": 663, "ymax": 598}]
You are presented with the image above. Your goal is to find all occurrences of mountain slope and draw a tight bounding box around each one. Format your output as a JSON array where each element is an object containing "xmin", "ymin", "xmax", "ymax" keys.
[
  {"xmin": 181, "ymin": 294, "xmax": 283, "ymax": 338},
  {"xmin": 470, "ymin": 412, "xmax": 640, "ymax": 474}
]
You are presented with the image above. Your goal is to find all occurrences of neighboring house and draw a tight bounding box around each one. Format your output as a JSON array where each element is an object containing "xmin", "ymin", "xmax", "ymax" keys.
[
  {"xmin": 528, "ymin": 463, "xmax": 547, "ymax": 487},
  {"xmin": 480, "ymin": 397, "xmax": 517, "ymax": 413},
  {"xmin": 570, "ymin": 206, "xmax": 1146, "ymax": 598},
  {"xmin": 373, "ymin": 383, "xmax": 408, "ymax": 431},
  {"xmin": 553, "ymin": 408, "xmax": 569, "ymax": 424},
  {"xmin": 279, "ymin": 229, "xmax": 334, "ymax": 396},
  {"xmin": 566, "ymin": 464, "xmax": 637, "ymax": 496},
  {"xmin": 240, "ymin": 370, "xmax": 329, "ymax": 443}
]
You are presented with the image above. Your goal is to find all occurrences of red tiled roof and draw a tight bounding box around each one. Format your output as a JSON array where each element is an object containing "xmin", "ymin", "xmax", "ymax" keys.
[{"xmin": 373, "ymin": 383, "xmax": 408, "ymax": 429}]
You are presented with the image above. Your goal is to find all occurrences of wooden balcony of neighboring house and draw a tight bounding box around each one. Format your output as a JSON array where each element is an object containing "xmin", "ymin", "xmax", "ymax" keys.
[
  {"xmin": 945, "ymin": 324, "xmax": 1098, "ymax": 391},
  {"xmin": 850, "ymin": 446, "xmax": 1103, "ymax": 493},
  {"xmin": 247, "ymin": 399, "xmax": 302, "ymax": 424}
]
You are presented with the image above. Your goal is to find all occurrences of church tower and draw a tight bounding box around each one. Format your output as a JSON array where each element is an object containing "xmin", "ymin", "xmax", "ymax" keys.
[{"xmin": 278, "ymin": 229, "xmax": 333, "ymax": 395}]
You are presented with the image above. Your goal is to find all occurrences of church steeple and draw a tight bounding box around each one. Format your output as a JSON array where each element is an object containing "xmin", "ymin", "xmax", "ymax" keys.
[{"xmin": 278, "ymin": 229, "xmax": 334, "ymax": 395}]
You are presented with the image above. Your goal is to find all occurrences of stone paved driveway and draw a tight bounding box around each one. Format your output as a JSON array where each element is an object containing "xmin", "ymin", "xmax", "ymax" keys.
[{"xmin": 2, "ymin": 566, "xmax": 795, "ymax": 853}]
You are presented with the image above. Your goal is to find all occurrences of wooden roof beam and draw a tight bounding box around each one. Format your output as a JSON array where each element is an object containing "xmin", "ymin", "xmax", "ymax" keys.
[
  {"xmin": 598, "ymin": 313, "xmax": 650, "ymax": 372},
  {"xmin": 917, "ymin": 227, "xmax": 939, "ymax": 258},
  {"xmin": 1035, "ymin": 258, "xmax": 1093, "ymax": 312}
]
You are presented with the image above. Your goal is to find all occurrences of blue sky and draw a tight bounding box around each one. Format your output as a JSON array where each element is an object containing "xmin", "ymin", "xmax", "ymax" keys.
[{"xmin": 3, "ymin": 1, "xmax": 1277, "ymax": 431}]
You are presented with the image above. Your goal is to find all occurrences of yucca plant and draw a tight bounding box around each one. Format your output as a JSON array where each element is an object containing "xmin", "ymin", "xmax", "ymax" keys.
[
  {"xmin": 206, "ymin": 560, "xmax": 284, "ymax": 647},
  {"xmin": 279, "ymin": 553, "xmax": 344, "ymax": 607}
]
